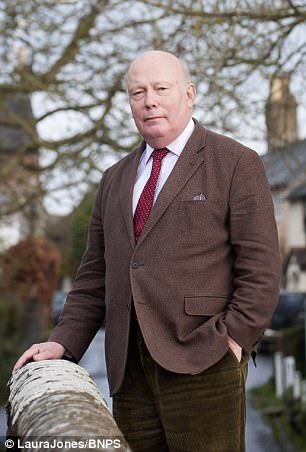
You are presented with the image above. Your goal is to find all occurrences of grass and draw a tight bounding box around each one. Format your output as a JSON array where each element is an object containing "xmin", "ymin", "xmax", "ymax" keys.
[{"xmin": 251, "ymin": 377, "xmax": 306, "ymax": 451}]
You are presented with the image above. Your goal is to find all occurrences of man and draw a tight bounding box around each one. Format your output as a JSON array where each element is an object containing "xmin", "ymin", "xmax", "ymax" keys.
[{"xmin": 14, "ymin": 51, "xmax": 280, "ymax": 451}]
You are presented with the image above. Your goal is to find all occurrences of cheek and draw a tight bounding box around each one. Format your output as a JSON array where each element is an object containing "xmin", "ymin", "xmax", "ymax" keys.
[
  {"xmin": 164, "ymin": 99, "xmax": 181, "ymax": 115},
  {"xmin": 165, "ymin": 107, "xmax": 180, "ymax": 124},
  {"xmin": 170, "ymin": 100, "xmax": 189, "ymax": 120},
  {"xmin": 132, "ymin": 110, "xmax": 144, "ymax": 127},
  {"xmin": 130, "ymin": 103, "xmax": 142, "ymax": 119}
]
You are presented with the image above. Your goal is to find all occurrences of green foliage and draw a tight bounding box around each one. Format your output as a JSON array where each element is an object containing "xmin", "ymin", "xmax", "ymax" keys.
[
  {"xmin": 0, "ymin": 293, "xmax": 50, "ymax": 404},
  {"xmin": 251, "ymin": 377, "xmax": 306, "ymax": 451},
  {"xmin": 0, "ymin": 295, "xmax": 24, "ymax": 404},
  {"xmin": 68, "ymin": 189, "xmax": 96, "ymax": 278},
  {"xmin": 251, "ymin": 376, "xmax": 277, "ymax": 404},
  {"xmin": 288, "ymin": 399, "xmax": 306, "ymax": 437},
  {"xmin": 281, "ymin": 326, "xmax": 305, "ymax": 378}
]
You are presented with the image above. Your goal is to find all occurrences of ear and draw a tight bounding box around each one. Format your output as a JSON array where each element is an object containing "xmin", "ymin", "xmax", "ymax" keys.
[{"xmin": 186, "ymin": 83, "xmax": 196, "ymax": 107}]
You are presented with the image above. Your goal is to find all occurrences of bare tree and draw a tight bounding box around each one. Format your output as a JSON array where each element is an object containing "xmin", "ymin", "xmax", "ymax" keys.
[
  {"xmin": 0, "ymin": 0, "xmax": 305, "ymax": 220},
  {"xmin": 0, "ymin": 0, "xmax": 164, "ymax": 218},
  {"xmin": 141, "ymin": 1, "xmax": 306, "ymax": 137}
]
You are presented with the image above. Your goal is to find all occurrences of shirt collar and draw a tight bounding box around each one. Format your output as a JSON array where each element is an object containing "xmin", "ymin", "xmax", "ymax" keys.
[{"xmin": 142, "ymin": 117, "xmax": 195, "ymax": 166}]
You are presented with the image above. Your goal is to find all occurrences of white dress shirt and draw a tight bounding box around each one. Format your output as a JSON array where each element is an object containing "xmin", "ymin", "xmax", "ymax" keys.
[{"xmin": 132, "ymin": 118, "xmax": 195, "ymax": 214}]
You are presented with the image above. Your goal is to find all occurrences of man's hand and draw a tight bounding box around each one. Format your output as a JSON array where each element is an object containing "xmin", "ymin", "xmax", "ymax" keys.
[
  {"xmin": 228, "ymin": 336, "xmax": 242, "ymax": 362},
  {"xmin": 13, "ymin": 342, "xmax": 66, "ymax": 373}
]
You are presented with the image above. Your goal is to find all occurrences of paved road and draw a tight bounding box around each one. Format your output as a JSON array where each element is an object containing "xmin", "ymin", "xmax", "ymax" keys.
[
  {"xmin": 246, "ymin": 353, "xmax": 281, "ymax": 452},
  {"xmin": 0, "ymin": 330, "xmax": 288, "ymax": 451},
  {"xmin": 79, "ymin": 329, "xmax": 112, "ymax": 409}
]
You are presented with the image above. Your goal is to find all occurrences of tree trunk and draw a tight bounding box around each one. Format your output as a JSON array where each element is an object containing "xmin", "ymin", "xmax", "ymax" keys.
[{"xmin": 6, "ymin": 360, "xmax": 131, "ymax": 451}]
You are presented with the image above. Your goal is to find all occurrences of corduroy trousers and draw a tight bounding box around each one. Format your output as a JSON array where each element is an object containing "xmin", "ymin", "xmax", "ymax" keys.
[{"xmin": 113, "ymin": 318, "xmax": 248, "ymax": 452}]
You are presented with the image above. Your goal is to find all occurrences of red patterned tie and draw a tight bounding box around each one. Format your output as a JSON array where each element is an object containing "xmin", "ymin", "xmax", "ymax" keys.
[{"xmin": 134, "ymin": 148, "xmax": 168, "ymax": 242}]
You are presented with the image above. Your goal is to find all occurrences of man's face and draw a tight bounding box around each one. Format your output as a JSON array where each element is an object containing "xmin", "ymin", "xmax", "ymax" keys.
[{"xmin": 127, "ymin": 52, "xmax": 196, "ymax": 149}]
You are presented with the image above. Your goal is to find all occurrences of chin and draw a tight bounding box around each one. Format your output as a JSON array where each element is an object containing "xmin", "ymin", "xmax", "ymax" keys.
[
  {"xmin": 147, "ymin": 139, "xmax": 169, "ymax": 149},
  {"xmin": 143, "ymin": 128, "xmax": 169, "ymax": 146}
]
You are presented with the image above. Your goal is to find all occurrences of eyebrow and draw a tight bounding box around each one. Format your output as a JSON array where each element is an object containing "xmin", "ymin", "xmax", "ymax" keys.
[{"xmin": 129, "ymin": 81, "xmax": 172, "ymax": 90}]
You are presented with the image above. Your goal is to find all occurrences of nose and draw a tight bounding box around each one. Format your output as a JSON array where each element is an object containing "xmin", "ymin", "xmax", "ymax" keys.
[{"xmin": 144, "ymin": 88, "xmax": 158, "ymax": 109}]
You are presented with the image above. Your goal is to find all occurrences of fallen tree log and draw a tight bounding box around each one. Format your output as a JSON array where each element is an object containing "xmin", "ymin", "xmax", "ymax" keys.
[{"xmin": 6, "ymin": 360, "xmax": 131, "ymax": 451}]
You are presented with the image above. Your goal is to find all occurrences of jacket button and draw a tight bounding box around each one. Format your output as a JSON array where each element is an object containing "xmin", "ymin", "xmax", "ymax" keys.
[{"xmin": 132, "ymin": 262, "xmax": 140, "ymax": 269}]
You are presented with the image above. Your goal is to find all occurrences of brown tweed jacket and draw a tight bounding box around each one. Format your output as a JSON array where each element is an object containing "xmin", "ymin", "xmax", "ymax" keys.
[{"xmin": 49, "ymin": 120, "xmax": 281, "ymax": 395}]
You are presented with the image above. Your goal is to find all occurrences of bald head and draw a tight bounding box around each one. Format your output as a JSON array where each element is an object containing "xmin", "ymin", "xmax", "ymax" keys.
[
  {"xmin": 127, "ymin": 50, "xmax": 196, "ymax": 148},
  {"xmin": 127, "ymin": 51, "xmax": 191, "ymax": 87}
]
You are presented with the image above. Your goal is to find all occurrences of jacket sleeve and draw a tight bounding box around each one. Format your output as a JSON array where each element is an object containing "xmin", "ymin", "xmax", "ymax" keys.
[
  {"xmin": 49, "ymin": 171, "xmax": 107, "ymax": 362},
  {"xmin": 223, "ymin": 149, "xmax": 281, "ymax": 353}
]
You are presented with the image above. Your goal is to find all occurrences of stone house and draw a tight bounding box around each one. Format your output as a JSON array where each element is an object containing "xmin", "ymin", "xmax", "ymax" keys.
[
  {"xmin": 262, "ymin": 73, "xmax": 306, "ymax": 291},
  {"xmin": 0, "ymin": 85, "xmax": 44, "ymax": 251}
]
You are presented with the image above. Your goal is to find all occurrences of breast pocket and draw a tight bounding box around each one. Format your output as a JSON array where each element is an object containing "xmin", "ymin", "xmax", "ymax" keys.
[{"xmin": 179, "ymin": 199, "xmax": 223, "ymax": 244}]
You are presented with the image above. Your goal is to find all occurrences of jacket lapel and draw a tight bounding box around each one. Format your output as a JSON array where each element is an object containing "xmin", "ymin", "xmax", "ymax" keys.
[
  {"xmin": 136, "ymin": 121, "xmax": 207, "ymax": 248},
  {"xmin": 119, "ymin": 121, "xmax": 208, "ymax": 249}
]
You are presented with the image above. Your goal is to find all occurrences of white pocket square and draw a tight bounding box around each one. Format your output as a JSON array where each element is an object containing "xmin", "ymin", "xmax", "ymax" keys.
[{"xmin": 193, "ymin": 193, "xmax": 206, "ymax": 201}]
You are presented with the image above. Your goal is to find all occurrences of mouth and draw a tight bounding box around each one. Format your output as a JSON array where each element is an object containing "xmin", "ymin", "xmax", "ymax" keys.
[{"xmin": 144, "ymin": 116, "xmax": 164, "ymax": 122}]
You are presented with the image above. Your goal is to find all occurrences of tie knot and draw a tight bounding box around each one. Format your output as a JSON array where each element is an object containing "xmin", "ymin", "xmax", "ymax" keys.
[{"xmin": 152, "ymin": 148, "xmax": 168, "ymax": 161}]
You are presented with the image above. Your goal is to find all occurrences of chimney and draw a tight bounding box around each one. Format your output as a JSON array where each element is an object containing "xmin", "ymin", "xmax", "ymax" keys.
[{"xmin": 265, "ymin": 73, "xmax": 298, "ymax": 151}]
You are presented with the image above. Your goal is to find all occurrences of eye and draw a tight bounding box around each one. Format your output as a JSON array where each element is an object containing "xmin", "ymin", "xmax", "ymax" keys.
[
  {"xmin": 156, "ymin": 86, "xmax": 169, "ymax": 95},
  {"xmin": 131, "ymin": 90, "xmax": 144, "ymax": 99}
]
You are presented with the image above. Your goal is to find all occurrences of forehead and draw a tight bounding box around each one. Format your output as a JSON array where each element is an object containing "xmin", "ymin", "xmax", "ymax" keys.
[{"xmin": 127, "ymin": 55, "xmax": 183, "ymax": 88}]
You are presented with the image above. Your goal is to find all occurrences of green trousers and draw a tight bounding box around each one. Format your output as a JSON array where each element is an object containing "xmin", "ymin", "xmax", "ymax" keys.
[{"xmin": 113, "ymin": 319, "xmax": 248, "ymax": 452}]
